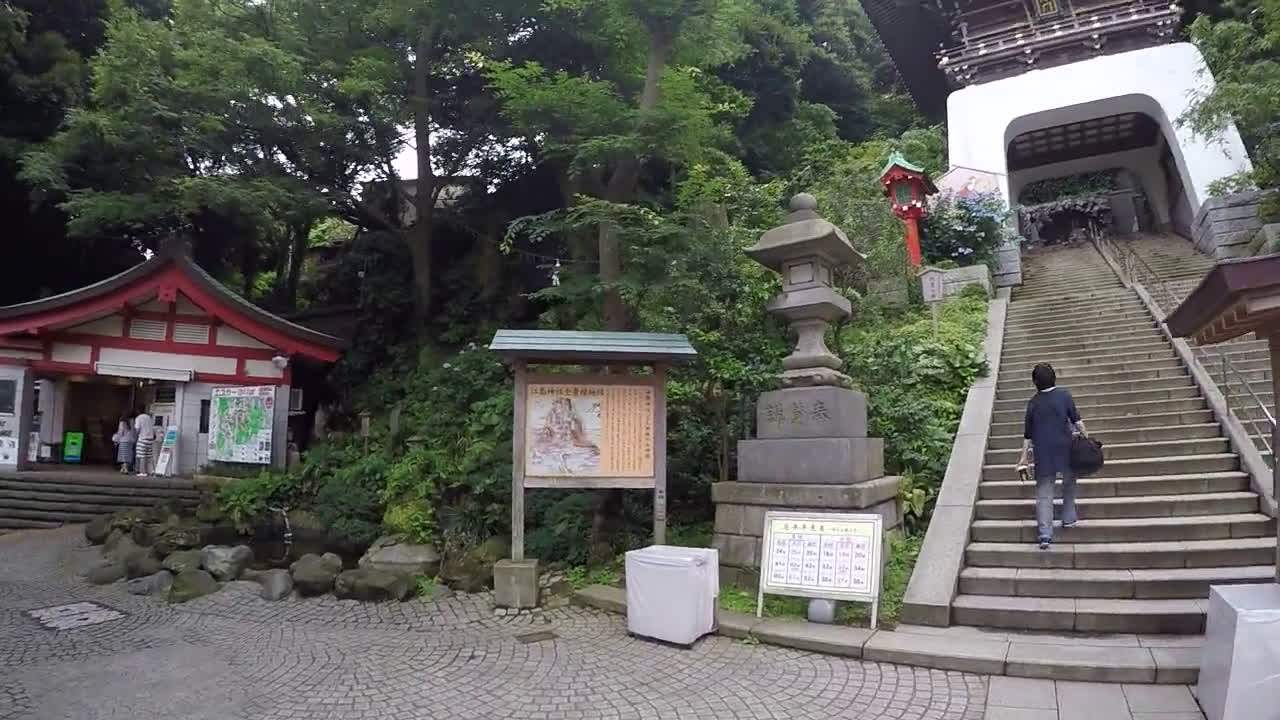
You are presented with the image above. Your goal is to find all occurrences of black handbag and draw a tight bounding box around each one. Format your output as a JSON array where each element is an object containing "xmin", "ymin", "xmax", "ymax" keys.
[{"xmin": 1069, "ymin": 435, "xmax": 1105, "ymax": 477}]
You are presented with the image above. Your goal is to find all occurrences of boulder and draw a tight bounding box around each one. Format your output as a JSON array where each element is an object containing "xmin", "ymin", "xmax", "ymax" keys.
[
  {"xmin": 290, "ymin": 554, "xmax": 339, "ymax": 596},
  {"xmin": 359, "ymin": 535, "xmax": 441, "ymax": 577},
  {"xmin": 126, "ymin": 570, "xmax": 174, "ymax": 596},
  {"xmin": 199, "ymin": 545, "xmax": 253, "ymax": 581},
  {"xmin": 321, "ymin": 552, "xmax": 344, "ymax": 572},
  {"xmin": 86, "ymin": 563, "xmax": 126, "ymax": 585},
  {"xmin": 162, "ymin": 550, "xmax": 203, "ymax": 574},
  {"xmin": 108, "ymin": 509, "xmax": 149, "ymax": 533},
  {"xmin": 146, "ymin": 500, "xmax": 182, "ymax": 523},
  {"xmin": 85, "ymin": 516, "xmax": 113, "ymax": 545},
  {"xmin": 125, "ymin": 552, "xmax": 163, "ymax": 579},
  {"xmin": 194, "ymin": 497, "xmax": 224, "ymax": 523},
  {"xmin": 169, "ymin": 569, "xmax": 219, "ymax": 603},
  {"xmin": 334, "ymin": 568, "xmax": 412, "ymax": 602},
  {"xmin": 258, "ymin": 569, "xmax": 293, "ymax": 601},
  {"xmin": 131, "ymin": 522, "xmax": 161, "ymax": 547},
  {"xmin": 103, "ymin": 529, "xmax": 126, "ymax": 553},
  {"xmin": 440, "ymin": 536, "xmax": 509, "ymax": 593},
  {"xmin": 152, "ymin": 523, "xmax": 204, "ymax": 557}
]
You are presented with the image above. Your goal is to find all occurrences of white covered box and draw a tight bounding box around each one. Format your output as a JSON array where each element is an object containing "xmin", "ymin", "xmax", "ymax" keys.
[
  {"xmin": 1198, "ymin": 583, "xmax": 1280, "ymax": 720},
  {"xmin": 624, "ymin": 545, "xmax": 718, "ymax": 646}
]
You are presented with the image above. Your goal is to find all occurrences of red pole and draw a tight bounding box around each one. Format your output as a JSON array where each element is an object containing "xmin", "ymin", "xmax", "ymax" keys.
[{"xmin": 904, "ymin": 217, "xmax": 922, "ymax": 268}]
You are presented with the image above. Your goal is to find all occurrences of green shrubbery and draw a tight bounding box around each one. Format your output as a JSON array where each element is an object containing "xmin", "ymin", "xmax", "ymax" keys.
[{"xmin": 920, "ymin": 191, "xmax": 1009, "ymax": 267}]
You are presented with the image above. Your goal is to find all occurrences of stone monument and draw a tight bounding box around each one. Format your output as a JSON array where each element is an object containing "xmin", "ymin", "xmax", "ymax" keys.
[{"xmin": 711, "ymin": 194, "xmax": 903, "ymax": 611}]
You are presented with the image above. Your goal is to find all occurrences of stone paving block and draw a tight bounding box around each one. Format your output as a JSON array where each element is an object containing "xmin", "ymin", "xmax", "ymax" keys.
[
  {"xmin": 1137, "ymin": 635, "xmax": 1203, "ymax": 648},
  {"xmin": 1055, "ymin": 681, "xmax": 1134, "ymax": 720},
  {"xmin": 986, "ymin": 676, "xmax": 1056, "ymax": 709},
  {"xmin": 1131, "ymin": 714, "xmax": 1203, "ymax": 720},
  {"xmin": 1006, "ymin": 643, "xmax": 1156, "ymax": 683},
  {"xmin": 1121, "ymin": 684, "xmax": 1198, "ymax": 713},
  {"xmin": 863, "ymin": 629, "xmax": 1007, "ymax": 674},
  {"xmin": 750, "ymin": 618, "xmax": 871, "ymax": 658},
  {"xmin": 985, "ymin": 708, "xmax": 1059, "ymax": 720}
]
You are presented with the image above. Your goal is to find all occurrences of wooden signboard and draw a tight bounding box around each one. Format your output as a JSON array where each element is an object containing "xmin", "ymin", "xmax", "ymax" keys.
[{"xmin": 756, "ymin": 510, "xmax": 885, "ymax": 628}]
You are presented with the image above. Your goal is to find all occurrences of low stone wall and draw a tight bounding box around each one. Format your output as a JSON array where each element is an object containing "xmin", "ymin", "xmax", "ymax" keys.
[
  {"xmin": 941, "ymin": 265, "xmax": 993, "ymax": 298},
  {"xmin": 1192, "ymin": 189, "xmax": 1275, "ymax": 259},
  {"xmin": 993, "ymin": 235, "xmax": 1023, "ymax": 287}
]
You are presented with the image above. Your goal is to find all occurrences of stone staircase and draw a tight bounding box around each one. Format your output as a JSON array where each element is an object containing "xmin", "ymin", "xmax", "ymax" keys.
[
  {"xmin": 1117, "ymin": 233, "xmax": 1275, "ymax": 466},
  {"xmin": 0, "ymin": 470, "xmax": 201, "ymax": 530},
  {"xmin": 954, "ymin": 241, "xmax": 1276, "ymax": 635}
]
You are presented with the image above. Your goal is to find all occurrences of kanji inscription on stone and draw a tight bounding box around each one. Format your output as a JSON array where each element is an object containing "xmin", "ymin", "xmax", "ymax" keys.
[{"xmin": 26, "ymin": 601, "xmax": 124, "ymax": 630}]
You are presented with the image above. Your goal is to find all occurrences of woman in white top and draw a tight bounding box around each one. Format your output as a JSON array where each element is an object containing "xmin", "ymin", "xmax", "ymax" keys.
[{"xmin": 111, "ymin": 415, "xmax": 136, "ymax": 473}]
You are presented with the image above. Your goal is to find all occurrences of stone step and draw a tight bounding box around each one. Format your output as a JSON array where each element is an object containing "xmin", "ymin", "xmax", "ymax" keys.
[
  {"xmin": 0, "ymin": 517, "xmax": 62, "ymax": 529},
  {"xmin": 1006, "ymin": 297, "xmax": 1144, "ymax": 316},
  {"xmin": 1003, "ymin": 335, "xmax": 1172, "ymax": 358},
  {"xmin": 997, "ymin": 373, "xmax": 1193, "ymax": 397},
  {"xmin": 990, "ymin": 409, "xmax": 1216, "ymax": 436},
  {"xmin": 992, "ymin": 397, "xmax": 1208, "ymax": 425},
  {"xmin": 1000, "ymin": 353, "xmax": 1182, "ymax": 377},
  {"xmin": 1003, "ymin": 323, "xmax": 1160, "ymax": 344},
  {"xmin": 0, "ymin": 487, "xmax": 199, "ymax": 506},
  {"xmin": 965, "ymin": 536, "xmax": 1277, "ymax": 570},
  {"xmin": 1000, "ymin": 349, "xmax": 1179, "ymax": 376},
  {"xmin": 951, "ymin": 595, "xmax": 1206, "ymax": 633},
  {"xmin": 998, "ymin": 330, "xmax": 1172, "ymax": 356},
  {"xmin": 1006, "ymin": 311, "xmax": 1158, "ymax": 335},
  {"xmin": 1007, "ymin": 303, "xmax": 1149, "ymax": 325},
  {"xmin": 973, "ymin": 490, "xmax": 1256, "ymax": 520},
  {"xmin": 993, "ymin": 385, "xmax": 1201, "ymax": 411},
  {"xmin": 957, "ymin": 565, "xmax": 1273, "ymax": 599},
  {"xmin": 970, "ymin": 513, "xmax": 1275, "ymax": 544},
  {"xmin": 977, "ymin": 470, "xmax": 1247, "ymax": 499},
  {"xmin": 0, "ymin": 497, "xmax": 148, "ymax": 516},
  {"xmin": 986, "ymin": 438, "xmax": 1230, "ymax": 465},
  {"xmin": 0, "ymin": 507, "xmax": 98, "ymax": 523},
  {"xmin": 986, "ymin": 423, "xmax": 1222, "ymax": 450}
]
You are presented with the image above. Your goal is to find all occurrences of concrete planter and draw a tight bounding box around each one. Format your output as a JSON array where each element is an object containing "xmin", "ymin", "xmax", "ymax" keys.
[{"xmin": 1192, "ymin": 189, "xmax": 1277, "ymax": 259}]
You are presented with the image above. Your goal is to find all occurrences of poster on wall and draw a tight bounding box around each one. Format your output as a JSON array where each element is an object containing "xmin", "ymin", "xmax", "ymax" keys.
[
  {"xmin": 208, "ymin": 386, "xmax": 274, "ymax": 464},
  {"xmin": 0, "ymin": 435, "xmax": 17, "ymax": 466},
  {"xmin": 523, "ymin": 382, "xmax": 654, "ymax": 479}
]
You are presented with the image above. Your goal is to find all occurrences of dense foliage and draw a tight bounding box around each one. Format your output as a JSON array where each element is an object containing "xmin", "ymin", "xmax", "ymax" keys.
[
  {"xmin": 918, "ymin": 190, "xmax": 1010, "ymax": 268},
  {"xmin": 1018, "ymin": 171, "xmax": 1118, "ymax": 206}
]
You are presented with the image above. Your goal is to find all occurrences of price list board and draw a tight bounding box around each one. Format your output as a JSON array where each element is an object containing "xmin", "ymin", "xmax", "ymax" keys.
[{"xmin": 756, "ymin": 511, "xmax": 884, "ymax": 625}]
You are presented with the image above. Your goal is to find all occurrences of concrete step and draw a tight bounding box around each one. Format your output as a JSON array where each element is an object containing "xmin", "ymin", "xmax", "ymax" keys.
[
  {"xmin": 0, "ymin": 488, "xmax": 198, "ymax": 506},
  {"xmin": 1002, "ymin": 334, "xmax": 1169, "ymax": 359},
  {"xmin": 993, "ymin": 386, "xmax": 1201, "ymax": 411},
  {"xmin": 0, "ymin": 507, "xmax": 99, "ymax": 523},
  {"xmin": 1002, "ymin": 326, "xmax": 1161, "ymax": 349},
  {"xmin": 958, "ymin": 565, "xmax": 1273, "ymax": 599},
  {"xmin": 951, "ymin": 595, "xmax": 1206, "ymax": 633},
  {"xmin": 990, "ymin": 409, "xmax": 1216, "ymax": 437},
  {"xmin": 998, "ymin": 372, "xmax": 1192, "ymax": 395},
  {"xmin": 1007, "ymin": 303, "xmax": 1150, "ymax": 325},
  {"xmin": 992, "ymin": 397, "xmax": 1208, "ymax": 425},
  {"xmin": 970, "ymin": 512, "xmax": 1275, "ymax": 544},
  {"xmin": 1006, "ymin": 296, "xmax": 1144, "ymax": 315},
  {"xmin": 0, "ymin": 517, "xmax": 62, "ymax": 529},
  {"xmin": 986, "ymin": 423, "xmax": 1222, "ymax": 450},
  {"xmin": 1000, "ymin": 349, "xmax": 1180, "ymax": 376},
  {"xmin": 1006, "ymin": 312, "xmax": 1159, "ymax": 335},
  {"xmin": 977, "ymin": 470, "xmax": 1247, "ymax": 499},
  {"xmin": 0, "ymin": 497, "xmax": 150, "ymax": 516},
  {"xmin": 973, "ymin": 490, "xmax": 1256, "ymax": 520},
  {"xmin": 965, "ymin": 536, "xmax": 1277, "ymax": 570}
]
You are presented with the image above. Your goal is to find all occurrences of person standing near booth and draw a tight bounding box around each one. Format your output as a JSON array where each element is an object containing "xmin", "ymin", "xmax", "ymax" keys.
[
  {"xmin": 112, "ymin": 414, "xmax": 135, "ymax": 474},
  {"xmin": 133, "ymin": 408, "xmax": 155, "ymax": 477}
]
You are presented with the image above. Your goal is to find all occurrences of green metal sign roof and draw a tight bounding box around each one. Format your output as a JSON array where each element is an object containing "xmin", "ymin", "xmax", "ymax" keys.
[{"xmin": 490, "ymin": 330, "xmax": 697, "ymax": 363}]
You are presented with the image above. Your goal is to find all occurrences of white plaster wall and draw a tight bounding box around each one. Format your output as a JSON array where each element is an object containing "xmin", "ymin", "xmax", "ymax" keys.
[
  {"xmin": 0, "ymin": 349, "xmax": 41, "ymax": 360},
  {"xmin": 36, "ymin": 378, "xmax": 68, "ymax": 445},
  {"xmin": 1008, "ymin": 145, "xmax": 1172, "ymax": 225},
  {"xmin": 67, "ymin": 315, "xmax": 124, "ymax": 336},
  {"xmin": 0, "ymin": 366, "xmax": 34, "ymax": 468},
  {"xmin": 215, "ymin": 326, "xmax": 269, "ymax": 349},
  {"xmin": 97, "ymin": 348, "xmax": 238, "ymax": 376},
  {"xmin": 50, "ymin": 343, "xmax": 92, "ymax": 365},
  {"xmin": 243, "ymin": 359, "xmax": 285, "ymax": 379},
  {"xmin": 947, "ymin": 43, "xmax": 1252, "ymax": 215}
]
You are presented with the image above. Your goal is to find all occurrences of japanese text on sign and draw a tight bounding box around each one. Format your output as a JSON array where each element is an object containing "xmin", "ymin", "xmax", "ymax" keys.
[{"xmin": 758, "ymin": 511, "xmax": 884, "ymax": 603}]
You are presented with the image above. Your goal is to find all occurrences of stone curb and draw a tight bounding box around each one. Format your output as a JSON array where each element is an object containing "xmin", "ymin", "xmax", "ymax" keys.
[
  {"xmin": 1090, "ymin": 242, "xmax": 1277, "ymax": 519},
  {"xmin": 899, "ymin": 287, "xmax": 1010, "ymax": 626},
  {"xmin": 571, "ymin": 585, "xmax": 1195, "ymax": 683}
]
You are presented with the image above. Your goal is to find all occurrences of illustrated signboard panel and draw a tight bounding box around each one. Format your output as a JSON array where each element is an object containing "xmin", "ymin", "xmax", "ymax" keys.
[
  {"xmin": 524, "ymin": 382, "xmax": 655, "ymax": 480},
  {"xmin": 757, "ymin": 510, "xmax": 884, "ymax": 624},
  {"xmin": 208, "ymin": 386, "xmax": 274, "ymax": 464}
]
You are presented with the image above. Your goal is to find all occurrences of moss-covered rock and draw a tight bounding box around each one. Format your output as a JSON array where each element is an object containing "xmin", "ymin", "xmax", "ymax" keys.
[
  {"xmin": 162, "ymin": 550, "xmax": 203, "ymax": 574},
  {"xmin": 334, "ymin": 568, "xmax": 411, "ymax": 602},
  {"xmin": 440, "ymin": 536, "xmax": 509, "ymax": 593},
  {"xmin": 290, "ymin": 554, "xmax": 339, "ymax": 596},
  {"xmin": 86, "ymin": 563, "xmax": 125, "ymax": 585},
  {"xmin": 169, "ymin": 569, "xmax": 219, "ymax": 603},
  {"xmin": 84, "ymin": 516, "xmax": 113, "ymax": 545}
]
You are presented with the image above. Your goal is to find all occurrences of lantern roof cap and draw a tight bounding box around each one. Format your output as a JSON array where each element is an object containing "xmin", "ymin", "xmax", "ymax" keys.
[
  {"xmin": 746, "ymin": 194, "xmax": 865, "ymax": 272},
  {"xmin": 880, "ymin": 151, "xmax": 926, "ymax": 178}
]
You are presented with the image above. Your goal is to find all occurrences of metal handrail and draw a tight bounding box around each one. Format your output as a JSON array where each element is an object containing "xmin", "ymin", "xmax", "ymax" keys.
[
  {"xmin": 1097, "ymin": 231, "xmax": 1180, "ymax": 311},
  {"xmin": 1218, "ymin": 351, "xmax": 1277, "ymax": 464}
]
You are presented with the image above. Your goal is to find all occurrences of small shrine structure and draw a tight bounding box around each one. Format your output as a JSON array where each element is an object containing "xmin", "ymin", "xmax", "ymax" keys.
[
  {"xmin": 711, "ymin": 194, "xmax": 903, "ymax": 590},
  {"xmin": 1165, "ymin": 255, "xmax": 1280, "ymax": 580},
  {"xmin": 489, "ymin": 329, "xmax": 696, "ymax": 607},
  {"xmin": 880, "ymin": 152, "xmax": 938, "ymax": 269}
]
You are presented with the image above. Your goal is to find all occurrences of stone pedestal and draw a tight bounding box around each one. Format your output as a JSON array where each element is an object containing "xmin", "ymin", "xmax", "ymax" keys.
[
  {"xmin": 494, "ymin": 559, "xmax": 540, "ymax": 609},
  {"xmin": 712, "ymin": 386, "xmax": 902, "ymax": 589}
]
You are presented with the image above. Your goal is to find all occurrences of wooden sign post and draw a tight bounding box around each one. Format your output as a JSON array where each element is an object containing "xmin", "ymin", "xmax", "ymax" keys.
[
  {"xmin": 919, "ymin": 266, "xmax": 945, "ymax": 336},
  {"xmin": 490, "ymin": 330, "xmax": 696, "ymax": 608}
]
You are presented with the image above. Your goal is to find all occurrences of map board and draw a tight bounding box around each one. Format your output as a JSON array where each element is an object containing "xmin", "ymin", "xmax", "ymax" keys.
[
  {"xmin": 523, "ymin": 381, "xmax": 655, "ymax": 482},
  {"xmin": 756, "ymin": 510, "xmax": 885, "ymax": 627},
  {"xmin": 208, "ymin": 386, "xmax": 274, "ymax": 464}
]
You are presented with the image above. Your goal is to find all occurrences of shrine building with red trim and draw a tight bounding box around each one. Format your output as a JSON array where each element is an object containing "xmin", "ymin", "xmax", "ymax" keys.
[{"xmin": 0, "ymin": 242, "xmax": 345, "ymax": 473}]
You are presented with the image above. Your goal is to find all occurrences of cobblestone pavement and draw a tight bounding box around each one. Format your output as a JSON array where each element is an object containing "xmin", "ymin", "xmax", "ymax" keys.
[{"xmin": 0, "ymin": 527, "xmax": 987, "ymax": 720}]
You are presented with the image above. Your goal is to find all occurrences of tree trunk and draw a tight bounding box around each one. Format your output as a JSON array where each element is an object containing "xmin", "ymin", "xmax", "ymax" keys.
[
  {"xmin": 589, "ymin": 28, "xmax": 673, "ymax": 562},
  {"xmin": 407, "ymin": 24, "xmax": 438, "ymax": 327},
  {"xmin": 283, "ymin": 221, "xmax": 308, "ymax": 311}
]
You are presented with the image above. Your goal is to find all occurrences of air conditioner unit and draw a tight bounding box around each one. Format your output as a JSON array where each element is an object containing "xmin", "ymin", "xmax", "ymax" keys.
[{"xmin": 289, "ymin": 388, "xmax": 304, "ymax": 412}]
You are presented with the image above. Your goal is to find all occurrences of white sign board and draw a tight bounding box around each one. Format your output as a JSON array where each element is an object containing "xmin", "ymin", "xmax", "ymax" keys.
[
  {"xmin": 919, "ymin": 267, "xmax": 945, "ymax": 304},
  {"xmin": 208, "ymin": 386, "xmax": 275, "ymax": 464},
  {"xmin": 153, "ymin": 425, "xmax": 180, "ymax": 476},
  {"xmin": 757, "ymin": 510, "xmax": 884, "ymax": 627}
]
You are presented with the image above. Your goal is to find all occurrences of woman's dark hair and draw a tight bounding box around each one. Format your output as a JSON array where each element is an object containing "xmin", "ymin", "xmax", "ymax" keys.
[{"xmin": 1032, "ymin": 363, "xmax": 1056, "ymax": 391}]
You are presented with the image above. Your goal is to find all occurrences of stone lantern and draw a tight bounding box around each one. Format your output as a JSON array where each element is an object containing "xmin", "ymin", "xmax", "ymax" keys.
[
  {"xmin": 712, "ymin": 193, "xmax": 902, "ymax": 602},
  {"xmin": 878, "ymin": 152, "xmax": 937, "ymax": 269}
]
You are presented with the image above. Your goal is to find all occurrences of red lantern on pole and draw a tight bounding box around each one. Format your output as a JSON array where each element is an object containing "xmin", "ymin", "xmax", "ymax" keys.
[{"xmin": 879, "ymin": 152, "xmax": 938, "ymax": 270}]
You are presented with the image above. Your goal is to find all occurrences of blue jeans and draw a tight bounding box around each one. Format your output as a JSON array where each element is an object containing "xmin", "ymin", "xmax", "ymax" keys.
[{"xmin": 1035, "ymin": 470, "xmax": 1077, "ymax": 541}]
